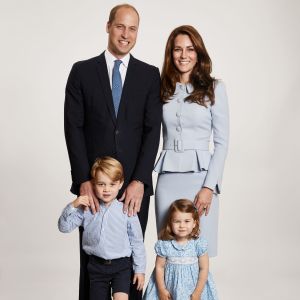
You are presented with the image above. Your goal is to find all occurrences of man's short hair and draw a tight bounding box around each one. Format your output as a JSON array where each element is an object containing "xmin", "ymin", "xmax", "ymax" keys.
[{"xmin": 108, "ymin": 3, "xmax": 140, "ymax": 23}]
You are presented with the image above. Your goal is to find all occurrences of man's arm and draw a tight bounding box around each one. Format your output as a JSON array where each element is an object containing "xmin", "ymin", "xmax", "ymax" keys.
[
  {"xmin": 64, "ymin": 63, "xmax": 99, "ymax": 212},
  {"xmin": 122, "ymin": 67, "xmax": 162, "ymax": 216}
]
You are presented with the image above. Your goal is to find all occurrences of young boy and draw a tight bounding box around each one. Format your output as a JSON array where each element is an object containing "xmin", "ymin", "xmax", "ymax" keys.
[{"xmin": 58, "ymin": 156, "xmax": 145, "ymax": 300}]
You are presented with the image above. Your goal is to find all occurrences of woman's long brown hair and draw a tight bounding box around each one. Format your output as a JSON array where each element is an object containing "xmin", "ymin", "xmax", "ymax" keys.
[{"xmin": 161, "ymin": 25, "xmax": 215, "ymax": 106}]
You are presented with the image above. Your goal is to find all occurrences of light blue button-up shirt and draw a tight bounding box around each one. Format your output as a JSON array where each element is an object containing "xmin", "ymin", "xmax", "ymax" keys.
[{"xmin": 58, "ymin": 199, "xmax": 146, "ymax": 273}]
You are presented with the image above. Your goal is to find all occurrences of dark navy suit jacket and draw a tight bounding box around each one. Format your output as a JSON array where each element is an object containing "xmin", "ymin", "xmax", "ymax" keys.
[{"xmin": 64, "ymin": 52, "xmax": 162, "ymax": 196}]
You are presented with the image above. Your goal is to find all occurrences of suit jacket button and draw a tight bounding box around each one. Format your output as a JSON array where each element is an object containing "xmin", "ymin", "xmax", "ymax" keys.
[{"xmin": 115, "ymin": 130, "xmax": 119, "ymax": 135}]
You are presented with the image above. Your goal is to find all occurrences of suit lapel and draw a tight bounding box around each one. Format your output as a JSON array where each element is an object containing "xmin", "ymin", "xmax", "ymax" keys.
[
  {"xmin": 95, "ymin": 53, "xmax": 116, "ymax": 125},
  {"xmin": 117, "ymin": 55, "xmax": 137, "ymax": 123}
]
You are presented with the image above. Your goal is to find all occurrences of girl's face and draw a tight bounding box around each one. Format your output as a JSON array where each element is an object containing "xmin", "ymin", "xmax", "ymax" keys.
[{"xmin": 171, "ymin": 211, "xmax": 196, "ymax": 241}]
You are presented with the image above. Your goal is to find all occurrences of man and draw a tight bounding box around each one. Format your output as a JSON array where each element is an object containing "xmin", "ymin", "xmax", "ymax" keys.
[{"xmin": 64, "ymin": 4, "xmax": 161, "ymax": 300}]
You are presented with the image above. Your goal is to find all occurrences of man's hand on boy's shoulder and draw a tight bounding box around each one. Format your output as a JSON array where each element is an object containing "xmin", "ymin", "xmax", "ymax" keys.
[
  {"xmin": 119, "ymin": 180, "xmax": 144, "ymax": 217},
  {"xmin": 80, "ymin": 180, "xmax": 100, "ymax": 213},
  {"xmin": 133, "ymin": 273, "xmax": 145, "ymax": 291}
]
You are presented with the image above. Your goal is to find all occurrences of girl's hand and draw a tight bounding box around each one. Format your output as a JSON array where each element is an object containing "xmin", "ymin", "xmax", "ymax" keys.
[
  {"xmin": 72, "ymin": 195, "xmax": 90, "ymax": 210},
  {"xmin": 190, "ymin": 291, "xmax": 201, "ymax": 300},
  {"xmin": 158, "ymin": 288, "xmax": 172, "ymax": 300},
  {"xmin": 194, "ymin": 187, "xmax": 213, "ymax": 216},
  {"xmin": 132, "ymin": 273, "xmax": 145, "ymax": 291}
]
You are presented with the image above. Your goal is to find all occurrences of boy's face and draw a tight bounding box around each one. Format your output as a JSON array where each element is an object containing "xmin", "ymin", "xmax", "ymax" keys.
[{"xmin": 93, "ymin": 171, "xmax": 123, "ymax": 205}]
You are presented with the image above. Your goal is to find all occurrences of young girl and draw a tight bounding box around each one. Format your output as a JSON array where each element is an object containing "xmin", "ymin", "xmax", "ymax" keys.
[{"xmin": 143, "ymin": 199, "xmax": 218, "ymax": 300}]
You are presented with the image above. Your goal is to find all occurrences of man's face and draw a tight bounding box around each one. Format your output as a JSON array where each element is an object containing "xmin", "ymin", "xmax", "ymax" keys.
[{"xmin": 106, "ymin": 7, "xmax": 139, "ymax": 58}]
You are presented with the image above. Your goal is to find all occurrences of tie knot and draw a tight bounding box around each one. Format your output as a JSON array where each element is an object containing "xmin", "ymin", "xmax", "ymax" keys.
[{"xmin": 114, "ymin": 60, "xmax": 122, "ymax": 68}]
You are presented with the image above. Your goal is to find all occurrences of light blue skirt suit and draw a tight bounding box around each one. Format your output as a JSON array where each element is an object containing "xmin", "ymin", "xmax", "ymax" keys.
[{"xmin": 154, "ymin": 81, "xmax": 229, "ymax": 257}]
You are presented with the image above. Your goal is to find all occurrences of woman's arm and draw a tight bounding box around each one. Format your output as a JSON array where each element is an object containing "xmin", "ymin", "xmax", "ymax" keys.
[
  {"xmin": 194, "ymin": 81, "xmax": 229, "ymax": 215},
  {"xmin": 203, "ymin": 81, "xmax": 229, "ymax": 192},
  {"xmin": 155, "ymin": 256, "xmax": 172, "ymax": 300},
  {"xmin": 191, "ymin": 253, "xmax": 209, "ymax": 299}
]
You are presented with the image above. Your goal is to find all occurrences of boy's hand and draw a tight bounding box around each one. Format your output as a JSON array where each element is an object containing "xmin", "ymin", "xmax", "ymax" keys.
[
  {"xmin": 72, "ymin": 195, "xmax": 90, "ymax": 210},
  {"xmin": 132, "ymin": 273, "xmax": 145, "ymax": 291}
]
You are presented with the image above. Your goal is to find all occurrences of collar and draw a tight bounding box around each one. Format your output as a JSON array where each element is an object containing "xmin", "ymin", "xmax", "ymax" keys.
[
  {"xmin": 171, "ymin": 239, "xmax": 193, "ymax": 251},
  {"xmin": 175, "ymin": 82, "xmax": 194, "ymax": 94},
  {"xmin": 105, "ymin": 49, "xmax": 130, "ymax": 68},
  {"xmin": 99, "ymin": 198, "xmax": 118, "ymax": 209}
]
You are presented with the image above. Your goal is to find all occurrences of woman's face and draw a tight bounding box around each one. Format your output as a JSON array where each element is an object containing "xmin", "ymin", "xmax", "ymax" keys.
[{"xmin": 172, "ymin": 34, "xmax": 198, "ymax": 81}]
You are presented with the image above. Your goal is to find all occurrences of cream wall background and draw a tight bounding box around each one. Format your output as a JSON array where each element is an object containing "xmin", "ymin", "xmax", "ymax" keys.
[{"xmin": 1, "ymin": 0, "xmax": 300, "ymax": 299}]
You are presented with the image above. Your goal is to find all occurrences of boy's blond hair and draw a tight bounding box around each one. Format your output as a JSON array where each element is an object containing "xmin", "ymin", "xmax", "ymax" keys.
[{"xmin": 91, "ymin": 156, "xmax": 124, "ymax": 182}]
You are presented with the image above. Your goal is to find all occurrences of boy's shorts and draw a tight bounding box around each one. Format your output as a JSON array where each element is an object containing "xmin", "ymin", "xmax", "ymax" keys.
[{"xmin": 88, "ymin": 255, "xmax": 132, "ymax": 297}]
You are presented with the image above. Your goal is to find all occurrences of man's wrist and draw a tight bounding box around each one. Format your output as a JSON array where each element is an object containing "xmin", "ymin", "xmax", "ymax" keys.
[
  {"xmin": 202, "ymin": 186, "xmax": 213, "ymax": 192},
  {"xmin": 133, "ymin": 179, "xmax": 144, "ymax": 185}
]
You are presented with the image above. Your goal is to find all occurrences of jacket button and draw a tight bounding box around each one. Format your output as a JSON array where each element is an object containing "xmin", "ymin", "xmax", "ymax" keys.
[
  {"xmin": 176, "ymin": 112, "xmax": 181, "ymax": 117},
  {"xmin": 176, "ymin": 126, "xmax": 181, "ymax": 132},
  {"xmin": 115, "ymin": 130, "xmax": 119, "ymax": 135}
]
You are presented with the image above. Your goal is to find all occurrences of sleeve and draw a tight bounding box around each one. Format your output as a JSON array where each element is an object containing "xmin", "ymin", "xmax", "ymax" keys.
[
  {"xmin": 64, "ymin": 63, "xmax": 90, "ymax": 192},
  {"xmin": 127, "ymin": 215, "xmax": 146, "ymax": 274},
  {"xmin": 132, "ymin": 67, "xmax": 162, "ymax": 189},
  {"xmin": 58, "ymin": 203, "xmax": 84, "ymax": 233},
  {"xmin": 195, "ymin": 237, "xmax": 208, "ymax": 257},
  {"xmin": 203, "ymin": 81, "xmax": 229, "ymax": 193},
  {"xmin": 154, "ymin": 240, "xmax": 167, "ymax": 257}
]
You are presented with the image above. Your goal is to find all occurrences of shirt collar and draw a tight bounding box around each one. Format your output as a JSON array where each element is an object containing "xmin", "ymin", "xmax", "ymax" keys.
[
  {"xmin": 171, "ymin": 239, "xmax": 193, "ymax": 251},
  {"xmin": 99, "ymin": 198, "xmax": 118, "ymax": 209},
  {"xmin": 105, "ymin": 49, "xmax": 130, "ymax": 69},
  {"xmin": 175, "ymin": 82, "xmax": 194, "ymax": 94}
]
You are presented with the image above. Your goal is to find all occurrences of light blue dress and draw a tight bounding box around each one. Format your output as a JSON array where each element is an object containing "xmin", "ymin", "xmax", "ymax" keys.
[{"xmin": 143, "ymin": 237, "xmax": 218, "ymax": 300}]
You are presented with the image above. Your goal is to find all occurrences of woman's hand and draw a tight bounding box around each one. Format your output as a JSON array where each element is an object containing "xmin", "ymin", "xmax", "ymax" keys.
[
  {"xmin": 158, "ymin": 288, "xmax": 172, "ymax": 300},
  {"xmin": 194, "ymin": 187, "xmax": 213, "ymax": 216},
  {"xmin": 72, "ymin": 195, "xmax": 90, "ymax": 210}
]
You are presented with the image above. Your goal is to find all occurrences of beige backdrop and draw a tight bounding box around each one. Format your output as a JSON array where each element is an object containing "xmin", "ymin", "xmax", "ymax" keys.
[{"xmin": 1, "ymin": 0, "xmax": 300, "ymax": 299}]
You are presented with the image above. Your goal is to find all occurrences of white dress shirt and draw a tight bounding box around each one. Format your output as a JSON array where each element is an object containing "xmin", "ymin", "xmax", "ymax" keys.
[{"xmin": 104, "ymin": 50, "xmax": 130, "ymax": 88}]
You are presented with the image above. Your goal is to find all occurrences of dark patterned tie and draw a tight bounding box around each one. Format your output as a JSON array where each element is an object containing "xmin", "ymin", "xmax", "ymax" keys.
[{"xmin": 112, "ymin": 60, "xmax": 122, "ymax": 116}]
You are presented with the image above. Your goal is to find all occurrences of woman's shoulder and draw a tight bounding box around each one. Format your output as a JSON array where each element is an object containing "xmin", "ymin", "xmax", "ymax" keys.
[
  {"xmin": 214, "ymin": 79, "xmax": 226, "ymax": 92},
  {"xmin": 212, "ymin": 79, "xmax": 228, "ymax": 108}
]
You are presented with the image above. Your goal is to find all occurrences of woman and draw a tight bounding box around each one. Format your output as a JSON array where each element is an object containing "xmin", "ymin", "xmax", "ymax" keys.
[{"xmin": 155, "ymin": 25, "xmax": 229, "ymax": 257}]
